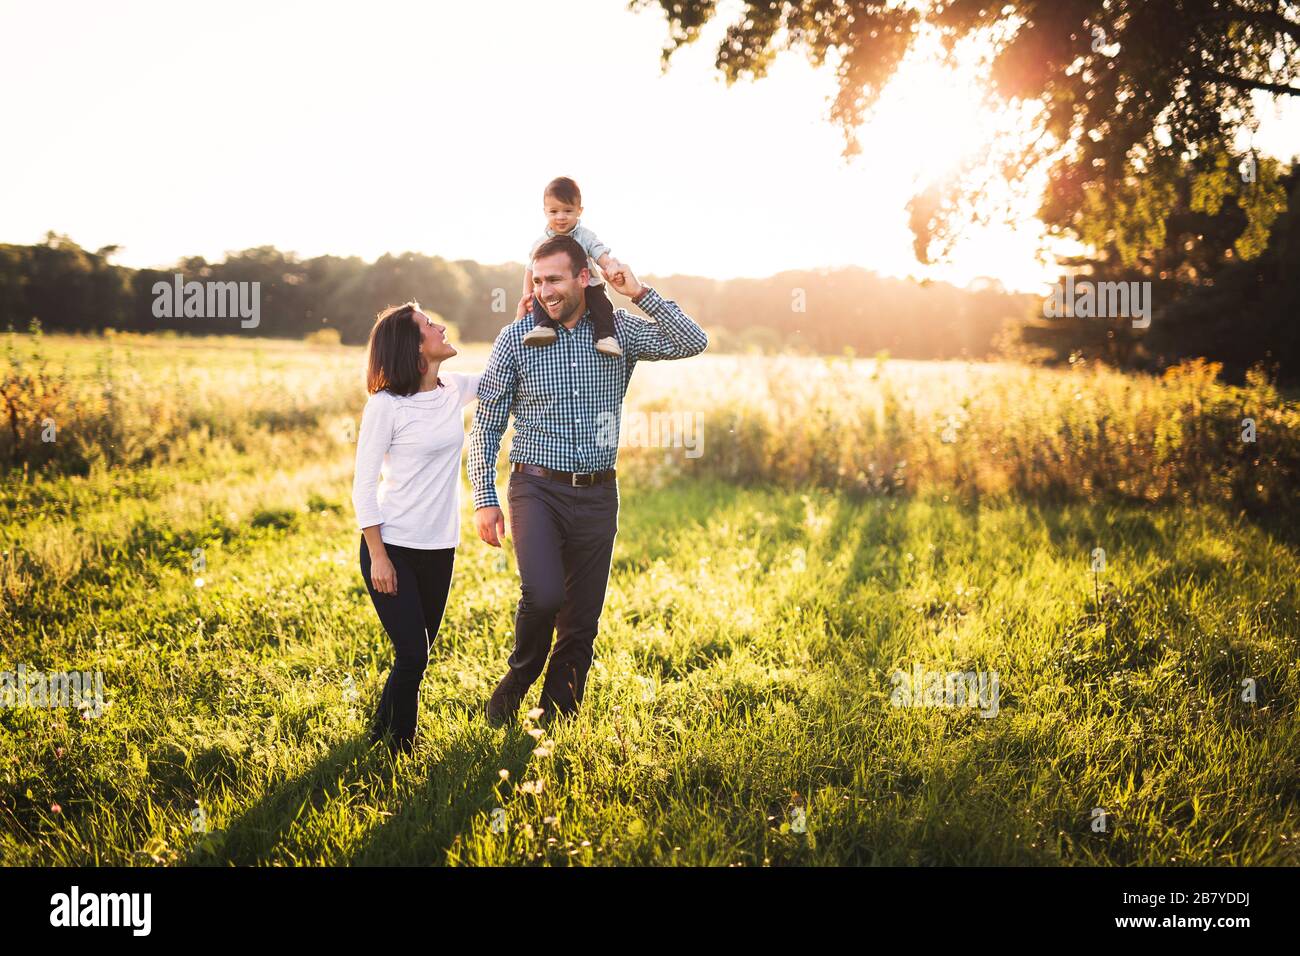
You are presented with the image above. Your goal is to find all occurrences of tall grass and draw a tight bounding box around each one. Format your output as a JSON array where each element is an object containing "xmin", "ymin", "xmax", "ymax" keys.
[
  {"xmin": 8, "ymin": 333, "xmax": 1295, "ymax": 519},
  {"xmin": 618, "ymin": 353, "xmax": 1299, "ymax": 520},
  {"xmin": 2, "ymin": 326, "xmax": 362, "ymax": 476},
  {"xmin": 2, "ymin": 336, "xmax": 1297, "ymax": 866}
]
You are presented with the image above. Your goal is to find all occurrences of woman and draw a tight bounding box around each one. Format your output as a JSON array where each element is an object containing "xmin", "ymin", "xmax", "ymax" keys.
[{"xmin": 351, "ymin": 301, "xmax": 480, "ymax": 755}]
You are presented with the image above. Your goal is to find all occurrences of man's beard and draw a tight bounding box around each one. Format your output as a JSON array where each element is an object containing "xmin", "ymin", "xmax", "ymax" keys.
[{"xmin": 547, "ymin": 291, "xmax": 583, "ymax": 324}]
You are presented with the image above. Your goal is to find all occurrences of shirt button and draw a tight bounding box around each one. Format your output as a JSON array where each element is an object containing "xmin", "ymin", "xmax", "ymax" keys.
[{"xmin": 571, "ymin": 362, "xmax": 577, "ymax": 368}]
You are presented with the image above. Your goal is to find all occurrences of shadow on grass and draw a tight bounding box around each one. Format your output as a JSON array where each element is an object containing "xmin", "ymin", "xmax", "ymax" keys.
[
  {"xmin": 183, "ymin": 703, "xmax": 548, "ymax": 866},
  {"xmin": 180, "ymin": 479, "xmax": 1296, "ymax": 866},
  {"xmin": 184, "ymin": 732, "xmax": 393, "ymax": 865},
  {"xmin": 347, "ymin": 713, "xmax": 540, "ymax": 865}
]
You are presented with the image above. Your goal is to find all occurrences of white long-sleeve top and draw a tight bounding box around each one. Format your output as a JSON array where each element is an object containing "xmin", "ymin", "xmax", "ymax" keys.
[{"xmin": 351, "ymin": 372, "xmax": 482, "ymax": 549}]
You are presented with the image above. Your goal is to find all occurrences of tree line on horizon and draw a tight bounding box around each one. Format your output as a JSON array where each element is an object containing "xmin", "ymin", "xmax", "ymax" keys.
[
  {"xmin": 0, "ymin": 234, "xmax": 1033, "ymax": 360},
  {"xmin": 0, "ymin": 227, "xmax": 1295, "ymax": 381}
]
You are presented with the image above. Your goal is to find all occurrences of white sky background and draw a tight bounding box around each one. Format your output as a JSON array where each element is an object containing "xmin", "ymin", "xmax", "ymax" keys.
[{"xmin": 2, "ymin": 0, "xmax": 1297, "ymax": 293}]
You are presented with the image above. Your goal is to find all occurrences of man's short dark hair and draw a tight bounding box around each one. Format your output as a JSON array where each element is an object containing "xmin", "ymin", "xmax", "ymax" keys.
[
  {"xmin": 532, "ymin": 235, "xmax": 587, "ymax": 277},
  {"xmin": 544, "ymin": 176, "xmax": 581, "ymax": 206}
]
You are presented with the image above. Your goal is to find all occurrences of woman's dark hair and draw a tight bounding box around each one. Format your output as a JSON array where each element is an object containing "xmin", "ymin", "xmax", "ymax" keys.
[
  {"xmin": 366, "ymin": 301, "xmax": 423, "ymax": 395},
  {"xmin": 544, "ymin": 176, "xmax": 582, "ymax": 206}
]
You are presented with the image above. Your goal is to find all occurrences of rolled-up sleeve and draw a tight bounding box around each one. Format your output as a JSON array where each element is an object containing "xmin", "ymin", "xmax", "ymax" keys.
[
  {"xmin": 617, "ymin": 287, "xmax": 709, "ymax": 362},
  {"xmin": 352, "ymin": 392, "xmax": 394, "ymax": 530}
]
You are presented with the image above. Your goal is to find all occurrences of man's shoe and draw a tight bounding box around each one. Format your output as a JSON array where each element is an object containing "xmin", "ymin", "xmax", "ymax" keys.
[
  {"xmin": 486, "ymin": 671, "xmax": 527, "ymax": 727},
  {"xmin": 594, "ymin": 335, "xmax": 623, "ymax": 356},
  {"xmin": 522, "ymin": 326, "xmax": 556, "ymax": 348}
]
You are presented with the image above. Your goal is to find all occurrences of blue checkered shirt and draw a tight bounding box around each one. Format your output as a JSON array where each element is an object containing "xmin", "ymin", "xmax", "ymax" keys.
[{"xmin": 468, "ymin": 286, "xmax": 708, "ymax": 509}]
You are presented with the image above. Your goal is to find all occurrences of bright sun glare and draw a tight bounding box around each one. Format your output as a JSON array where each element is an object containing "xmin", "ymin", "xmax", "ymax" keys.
[{"xmin": 872, "ymin": 44, "xmax": 994, "ymax": 189}]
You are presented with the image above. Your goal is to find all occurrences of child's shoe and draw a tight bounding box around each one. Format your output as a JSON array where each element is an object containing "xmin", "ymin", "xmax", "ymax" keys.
[
  {"xmin": 523, "ymin": 325, "xmax": 557, "ymax": 348},
  {"xmin": 594, "ymin": 335, "xmax": 623, "ymax": 357}
]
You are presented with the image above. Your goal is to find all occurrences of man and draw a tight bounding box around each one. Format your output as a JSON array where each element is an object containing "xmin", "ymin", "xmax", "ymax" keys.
[{"xmin": 468, "ymin": 234, "xmax": 708, "ymax": 725}]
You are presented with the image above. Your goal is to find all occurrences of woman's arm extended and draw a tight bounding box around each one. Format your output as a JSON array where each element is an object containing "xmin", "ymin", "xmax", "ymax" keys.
[{"xmin": 516, "ymin": 266, "xmax": 534, "ymax": 319}]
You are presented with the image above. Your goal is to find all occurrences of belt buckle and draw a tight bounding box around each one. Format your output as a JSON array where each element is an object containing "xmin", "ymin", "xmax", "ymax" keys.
[{"xmin": 571, "ymin": 471, "xmax": 592, "ymax": 487}]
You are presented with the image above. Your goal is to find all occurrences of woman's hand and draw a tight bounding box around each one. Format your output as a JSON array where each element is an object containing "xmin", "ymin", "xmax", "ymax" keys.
[{"xmin": 369, "ymin": 553, "xmax": 398, "ymax": 596}]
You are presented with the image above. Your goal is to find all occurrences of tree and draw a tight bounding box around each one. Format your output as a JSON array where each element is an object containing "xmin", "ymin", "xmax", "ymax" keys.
[{"xmin": 636, "ymin": 0, "xmax": 1297, "ymax": 267}]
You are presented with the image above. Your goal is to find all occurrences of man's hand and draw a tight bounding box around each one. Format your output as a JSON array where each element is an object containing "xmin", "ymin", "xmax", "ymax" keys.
[
  {"xmin": 475, "ymin": 506, "xmax": 507, "ymax": 548},
  {"xmin": 604, "ymin": 259, "xmax": 643, "ymax": 300}
]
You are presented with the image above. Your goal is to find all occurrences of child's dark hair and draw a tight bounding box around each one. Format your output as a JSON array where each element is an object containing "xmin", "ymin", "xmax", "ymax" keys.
[{"xmin": 544, "ymin": 176, "xmax": 582, "ymax": 206}]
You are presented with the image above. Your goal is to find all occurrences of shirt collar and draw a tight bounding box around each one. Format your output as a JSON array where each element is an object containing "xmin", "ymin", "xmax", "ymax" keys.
[
  {"xmin": 557, "ymin": 309, "xmax": 591, "ymax": 333},
  {"xmin": 545, "ymin": 218, "xmax": 581, "ymax": 239}
]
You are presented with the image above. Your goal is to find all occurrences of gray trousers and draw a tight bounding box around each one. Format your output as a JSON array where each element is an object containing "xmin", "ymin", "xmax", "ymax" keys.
[{"xmin": 505, "ymin": 469, "xmax": 619, "ymax": 716}]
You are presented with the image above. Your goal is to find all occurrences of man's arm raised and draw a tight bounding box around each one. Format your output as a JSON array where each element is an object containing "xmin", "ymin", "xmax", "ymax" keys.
[{"xmin": 604, "ymin": 261, "xmax": 708, "ymax": 362}]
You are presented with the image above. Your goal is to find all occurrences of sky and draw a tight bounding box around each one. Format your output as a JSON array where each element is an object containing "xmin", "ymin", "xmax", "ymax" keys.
[{"xmin": 2, "ymin": 0, "xmax": 1298, "ymax": 293}]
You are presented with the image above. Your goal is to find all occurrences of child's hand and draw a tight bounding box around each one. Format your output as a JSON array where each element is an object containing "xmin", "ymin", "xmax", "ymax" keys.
[
  {"xmin": 515, "ymin": 294, "xmax": 531, "ymax": 320},
  {"xmin": 604, "ymin": 260, "xmax": 643, "ymax": 299}
]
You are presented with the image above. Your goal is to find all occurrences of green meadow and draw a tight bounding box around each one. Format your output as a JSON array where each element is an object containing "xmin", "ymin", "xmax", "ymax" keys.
[{"xmin": 1, "ymin": 331, "xmax": 1297, "ymax": 865}]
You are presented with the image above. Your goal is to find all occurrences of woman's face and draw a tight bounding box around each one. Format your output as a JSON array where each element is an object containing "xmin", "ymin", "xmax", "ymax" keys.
[{"xmin": 413, "ymin": 310, "xmax": 456, "ymax": 361}]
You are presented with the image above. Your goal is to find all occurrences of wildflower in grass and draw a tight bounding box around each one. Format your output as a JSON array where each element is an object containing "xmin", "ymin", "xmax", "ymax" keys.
[
  {"xmin": 498, "ymin": 768, "xmax": 509, "ymax": 781},
  {"xmin": 789, "ymin": 805, "xmax": 807, "ymax": 834},
  {"xmin": 533, "ymin": 745, "xmax": 552, "ymax": 758},
  {"xmin": 527, "ymin": 727, "xmax": 544, "ymax": 740},
  {"xmin": 520, "ymin": 780, "xmax": 543, "ymax": 795},
  {"xmin": 543, "ymin": 815, "xmax": 558, "ymax": 826},
  {"xmin": 51, "ymin": 803, "xmax": 61, "ymax": 814},
  {"xmin": 526, "ymin": 707, "xmax": 544, "ymax": 720}
]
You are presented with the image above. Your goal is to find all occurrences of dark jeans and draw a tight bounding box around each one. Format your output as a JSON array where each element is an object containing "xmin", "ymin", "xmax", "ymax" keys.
[
  {"xmin": 359, "ymin": 536, "xmax": 456, "ymax": 752},
  {"xmin": 532, "ymin": 283, "xmax": 617, "ymax": 342},
  {"xmin": 505, "ymin": 470, "xmax": 619, "ymax": 717}
]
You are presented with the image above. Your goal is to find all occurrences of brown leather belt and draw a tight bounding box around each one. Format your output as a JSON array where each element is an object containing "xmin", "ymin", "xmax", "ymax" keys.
[{"xmin": 511, "ymin": 462, "xmax": 617, "ymax": 487}]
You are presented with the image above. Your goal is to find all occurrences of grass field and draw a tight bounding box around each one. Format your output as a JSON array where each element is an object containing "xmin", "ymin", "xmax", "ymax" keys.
[{"xmin": 1, "ymin": 332, "xmax": 1298, "ymax": 865}]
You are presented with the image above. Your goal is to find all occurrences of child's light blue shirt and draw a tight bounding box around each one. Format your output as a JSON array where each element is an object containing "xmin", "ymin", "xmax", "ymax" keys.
[{"xmin": 530, "ymin": 220, "xmax": 610, "ymax": 287}]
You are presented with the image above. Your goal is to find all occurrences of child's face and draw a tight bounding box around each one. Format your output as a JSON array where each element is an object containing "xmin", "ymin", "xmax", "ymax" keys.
[{"xmin": 544, "ymin": 196, "xmax": 581, "ymax": 234}]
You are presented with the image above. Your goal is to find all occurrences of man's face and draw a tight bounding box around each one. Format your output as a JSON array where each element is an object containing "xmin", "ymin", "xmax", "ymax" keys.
[
  {"xmin": 543, "ymin": 197, "xmax": 581, "ymax": 234},
  {"xmin": 531, "ymin": 251, "xmax": 588, "ymax": 324}
]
